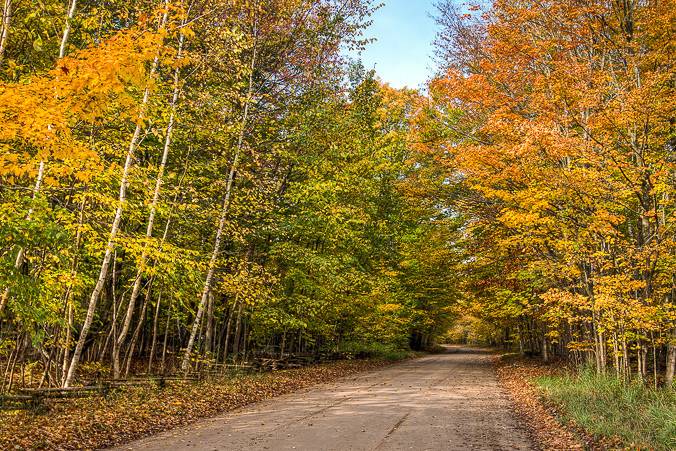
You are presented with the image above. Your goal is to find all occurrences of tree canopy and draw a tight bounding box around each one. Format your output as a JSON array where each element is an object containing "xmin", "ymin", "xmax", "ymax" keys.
[{"xmin": 0, "ymin": 0, "xmax": 674, "ymax": 391}]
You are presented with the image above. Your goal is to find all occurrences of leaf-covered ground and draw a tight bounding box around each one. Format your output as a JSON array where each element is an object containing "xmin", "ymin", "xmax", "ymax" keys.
[
  {"xmin": 496, "ymin": 355, "xmax": 584, "ymax": 450},
  {"xmin": 0, "ymin": 360, "xmax": 391, "ymax": 450},
  {"xmin": 496, "ymin": 355, "xmax": 629, "ymax": 450}
]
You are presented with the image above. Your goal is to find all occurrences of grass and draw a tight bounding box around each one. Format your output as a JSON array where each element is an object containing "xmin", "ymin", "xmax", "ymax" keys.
[{"xmin": 536, "ymin": 368, "xmax": 676, "ymax": 450}]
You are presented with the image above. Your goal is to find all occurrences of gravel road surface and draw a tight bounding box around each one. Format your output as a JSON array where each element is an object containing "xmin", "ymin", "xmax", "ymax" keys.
[{"xmin": 112, "ymin": 347, "xmax": 534, "ymax": 451}]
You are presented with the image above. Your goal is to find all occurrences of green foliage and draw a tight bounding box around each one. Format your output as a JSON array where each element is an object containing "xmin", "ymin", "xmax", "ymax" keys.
[
  {"xmin": 337, "ymin": 341, "xmax": 416, "ymax": 361},
  {"xmin": 1, "ymin": 0, "xmax": 459, "ymax": 388}
]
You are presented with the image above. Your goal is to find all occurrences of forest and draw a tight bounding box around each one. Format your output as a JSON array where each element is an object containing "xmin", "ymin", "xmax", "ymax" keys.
[{"xmin": 0, "ymin": 0, "xmax": 674, "ymax": 407}]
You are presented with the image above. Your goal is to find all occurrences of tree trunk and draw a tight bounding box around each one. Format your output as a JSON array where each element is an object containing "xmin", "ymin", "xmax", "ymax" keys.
[
  {"xmin": 613, "ymin": 334, "xmax": 620, "ymax": 378},
  {"xmin": 147, "ymin": 290, "xmax": 162, "ymax": 373},
  {"xmin": 0, "ymin": 0, "xmax": 12, "ymax": 65},
  {"xmin": 542, "ymin": 334, "xmax": 548, "ymax": 363},
  {"xmin": 232, "ymin": 300, "xmax": 244, "ymax": 358},
  {"xmin": 666, "ymin": 329, "xmax": 676, "ymax": 388},
  {"xmin": 58, "ymin": 0, "xmax": 77, "ymax": 58},
  {"xmin": 112, "ymin": 31, "xmax": 184, "ymax": 378},
  {"xmin": 60, "ymin": 302, "xmax": 73, "ymax": 386},
  {"xmin": 222, "ymin": 296, "xmax": 237, "ymax": 363},
  {"xmin": 280, "ymin": 331, "xmax": 286, "ymax": 358},
  {"xmin": 205, "ymin": 291, "xmax": 214, "ymax": 356},
  {"xmin": 242, "ymin": 321, "xmax": 249, "ymax": 362},
  {"xmin": 598, "ymin": 331, "xmax": 606, "ymax": 374},
  {"xmin": 180, "ymin": 38, "xmax": 257, "ymax": 372},
  {"xmin": 0, "ymin": 161, "xmax": 45, "ymax": 315},
  {"xmin": 160, "ymin": 303, "xmax": 171, "ymax": 374},
  {"xmin": 638, "ymin": 341, "xmax": 647, "ymax": 380},
  {"xmin": 124, "ymin": 286, "xmax": 151, "ymax": 377},
  {"xmin": 63, "ymin": 22, "xmax": 167, "ymax": 385}
]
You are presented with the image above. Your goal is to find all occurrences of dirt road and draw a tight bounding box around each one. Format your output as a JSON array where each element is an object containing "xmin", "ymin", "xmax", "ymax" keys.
[{"xmin": 112, "ymin": 347, "xmax": 534, "ymax": 450}]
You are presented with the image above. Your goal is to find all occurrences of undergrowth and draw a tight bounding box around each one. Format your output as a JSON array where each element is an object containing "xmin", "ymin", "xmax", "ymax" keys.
[
  {"xmin": 536, "ymin": 368, "xmax": 676, "ymax": 450},
  {"xmin": 338, "ymin": 342, "xmax": 419, "ymax": 361}
]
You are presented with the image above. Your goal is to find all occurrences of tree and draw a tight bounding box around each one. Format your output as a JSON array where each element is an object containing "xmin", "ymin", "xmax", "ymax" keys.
[{"xmin": 431, "ymin": 0, "xmax": 675, "ymax": 384}]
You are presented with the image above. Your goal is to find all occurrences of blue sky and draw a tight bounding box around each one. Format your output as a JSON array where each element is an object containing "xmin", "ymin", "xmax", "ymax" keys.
[{"xmin": 357, "ymin": 0, "xmax": 439, "ymax": 89}]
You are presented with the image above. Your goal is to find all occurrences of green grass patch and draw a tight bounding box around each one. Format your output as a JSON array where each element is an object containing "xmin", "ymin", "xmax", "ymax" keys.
[{"xmin": 536, "ymin": 369, "xmax": 676, "ymax": 450}]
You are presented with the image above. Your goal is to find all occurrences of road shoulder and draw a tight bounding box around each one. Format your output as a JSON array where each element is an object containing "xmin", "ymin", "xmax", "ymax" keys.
[
  {"xmin": 495, "ymin": 355, "xmax": 584, "ymax": 450},
  {"xmin": 0, "ymin": 360, "xmax": 393, "ymax": 450}
]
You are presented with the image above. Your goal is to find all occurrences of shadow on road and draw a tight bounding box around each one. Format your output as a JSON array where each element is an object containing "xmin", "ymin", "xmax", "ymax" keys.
[
  {"xmin": 114, "ymin": 344, "xmax": 534, "ymax": 451},
  {"xmin": 438, "ymin": 344, "xmax": 497, "ymax": 355}
]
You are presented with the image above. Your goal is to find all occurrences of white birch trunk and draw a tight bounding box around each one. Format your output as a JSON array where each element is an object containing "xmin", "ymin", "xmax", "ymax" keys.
[
  {"xmin": 58, "ymin": 0, "xmax": 77, "ymax": 58},
  {"xmin": 112, "ymin": 32, "xmax": 184, "ymax": 378},
  {"xmin": 0, "ymin": 0, "xmax": 11, "ymax": 65},
  {"xmin": 63, "ymin": 6, "xmax": 170, "ymax": 386},
  {"xmin": 180, "ymin": 40, "xmax": 257, "ymax": 372},
  {"xmin": 0, "ymin": 161, "xmax": 45, "ymax": 314}
]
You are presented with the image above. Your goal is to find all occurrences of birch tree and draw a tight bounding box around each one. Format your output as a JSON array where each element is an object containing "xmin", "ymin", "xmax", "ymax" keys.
[{"xmin": 64, "ymin": 3, "xmax": 173, "ymax": 387}]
